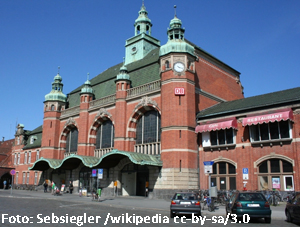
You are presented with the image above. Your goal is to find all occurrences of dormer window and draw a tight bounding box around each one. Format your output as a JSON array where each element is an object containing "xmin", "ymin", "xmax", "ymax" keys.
[{"xmin": 30, "ymin": 136, "xmax": 37, "ymax": 144}]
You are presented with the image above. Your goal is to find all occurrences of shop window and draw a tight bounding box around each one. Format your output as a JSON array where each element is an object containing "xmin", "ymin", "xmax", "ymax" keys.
[
  {"xmin": 211, "ymin": 162, "xmax": 236, "ymax": 190},
  {"xmin": 249, "ymin": 121, "xmax": 291, "ymax": 142},
  {"xmin": 66, "ymin": 127, "xmax": 78, "ymax": 153},
  {"xmin": 136, "ymin": 110, "xmax": 161, "ymax": 144},
  {"xmin": 202, "ymin": 129, "xmax": 236, "ymax": 148},
  {"xmin": 96, "ymin": 120, "xmax": 114, "ymax": 149},
  {"xmin": 258, "ymin": 158, "xmax": 293, "ymax": 191}
]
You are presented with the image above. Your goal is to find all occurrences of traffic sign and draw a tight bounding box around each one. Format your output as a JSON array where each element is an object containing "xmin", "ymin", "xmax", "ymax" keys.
[
  {"xmin": 243, "ymin": 168, "xmax": 249, "ymax": 180},
  {"xmin": 98, "ymin": 169, "xmax": 103, "ymax": 179},
  {"xmin": 10, "ymin": 169, "xmax": 16, "ymax": 176},
  {"xmin": 203, "ymin": 161, "xmax": 214, "ymax": 174}
]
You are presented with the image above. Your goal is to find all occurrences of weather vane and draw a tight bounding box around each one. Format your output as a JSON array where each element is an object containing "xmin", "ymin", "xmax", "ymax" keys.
[{"xmin": 58, "ymin": 66, "xmax": 60, "ymax": 74}]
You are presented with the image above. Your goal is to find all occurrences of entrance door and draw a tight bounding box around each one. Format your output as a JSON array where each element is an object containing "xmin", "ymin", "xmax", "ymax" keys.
[{"xmin": 122, "ymin": 172, "xmax": 136, "ymax": 196}]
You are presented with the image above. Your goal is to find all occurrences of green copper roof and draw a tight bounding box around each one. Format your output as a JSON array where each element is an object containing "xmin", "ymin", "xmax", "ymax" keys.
[
  {"xmin": 45, "ymin": 73, "xmax": 67, "ymax": 102},
  {"xmin": 196, "ymin": 87, "xmax": 300, "ymax": 120},
  {"xmin": 29, "ymin": 149, "xmax": 162, "ymax": 171},
  {"xmin": 22, "ymin": 125, "xmax": 43, "ymax": 149},
  {"xmin": 68, "ymin": 48, "xmax": 160, "ymax": 108}
]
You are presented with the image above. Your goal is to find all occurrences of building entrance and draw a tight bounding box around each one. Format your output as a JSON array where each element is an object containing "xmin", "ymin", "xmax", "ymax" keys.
[{"xmin": 121, "ymin": 163, "xmax": 149, "ymax": 196}]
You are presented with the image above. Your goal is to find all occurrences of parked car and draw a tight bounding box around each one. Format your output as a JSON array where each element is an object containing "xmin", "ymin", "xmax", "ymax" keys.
[
  {"xmin": 285, "ymin": 193, "xmax": 300, "ymax": 223},
  {"xmin": 170, "ymin": 192, "xmax": 201, "ymax": 218},
  {"xmin": 226, "ymin": 191, "xmax": 272, "ymax": 223}
]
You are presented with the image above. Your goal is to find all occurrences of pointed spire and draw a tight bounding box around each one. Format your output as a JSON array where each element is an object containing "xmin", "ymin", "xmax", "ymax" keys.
[{"xmin": 174, "ymin": 5, "xmax": 177, "ymax": 18}]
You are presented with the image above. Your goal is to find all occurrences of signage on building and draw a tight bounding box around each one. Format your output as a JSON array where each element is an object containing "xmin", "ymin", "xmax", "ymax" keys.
[
  {"xmin": 174, "ymin": 88, "xmax": 185, "ymax": 95},
  {"xmin": 92, "ymin": 169, "xmax": 97, "ymax": 177},
  {"xmin": 98, "ymin": 169, "xmax": 103, "ymax": 179},
  {"xmin": 203, "ymin": 161, "xmax": 214, "ymax": 174},
  {"xmin": 243, "ymin": 168, "xmax": 249, "ymax": 180}
]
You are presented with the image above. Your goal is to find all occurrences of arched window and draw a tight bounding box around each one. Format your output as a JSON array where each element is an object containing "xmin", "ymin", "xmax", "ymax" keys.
[
  {"xmin": 96, "ymin": 120, "xmax": 114, "ymax": 149},
  {"xmin": 66, "ymin": 127, "xmax": 78, "ymax": 153},
  {"xmin": 136, "ymin": 110, "xmax": 161, "ymax": 144},
  {"xmin": 165, "ymin": 60, "xmax": 170, "ymax": 69},
  {"xmin": 51, "ymin": 105, "xmax": 55, "ymax": 111},
  {"xmin": 258, "ymin": 158, "xmax": 293, "ymax": 191},
  {"xmin": 211, "ymin": 162, "xmax": 236, "ymax": 190}
]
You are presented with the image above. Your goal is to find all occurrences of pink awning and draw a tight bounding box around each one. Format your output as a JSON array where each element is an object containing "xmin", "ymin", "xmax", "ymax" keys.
[
  {"xmin": 195, "ymin": 118, "xmax": 237, "ymax": 133},
  {"xmin": 242, "ymin": 109, "xmax": 293, "ymax": 126}
]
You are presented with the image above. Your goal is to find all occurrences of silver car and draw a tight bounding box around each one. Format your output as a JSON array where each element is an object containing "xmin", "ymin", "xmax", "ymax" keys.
[{"xmin": 170, "ymin": 192, "xmax": 201, "ymax": 218}]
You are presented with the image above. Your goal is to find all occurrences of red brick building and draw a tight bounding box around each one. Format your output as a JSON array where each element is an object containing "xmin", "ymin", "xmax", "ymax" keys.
[
  {"xmin": 196, "ymin": 89, "xmax": 300, "ymax": 192},
  {"xmin": 11, "ymin": 3, "xmax": 299, "ymax": 198}
]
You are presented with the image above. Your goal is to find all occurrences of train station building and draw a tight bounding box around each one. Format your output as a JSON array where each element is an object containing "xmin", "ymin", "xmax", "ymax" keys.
[{"xmin": 9, "ymin": 3, "xmax": 300, "ymax": 198}]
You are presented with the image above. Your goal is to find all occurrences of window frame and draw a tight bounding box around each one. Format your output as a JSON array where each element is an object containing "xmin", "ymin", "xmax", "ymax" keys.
[
  {"xmin": 249, "ymin": 120, "xmax": 292, "ymax": 143},
  {"xmin": 136, "ymin": 110, "xmax": 161, "ymax": 145},
  {"xmin": 202, "ymin": 128, "xmax": 236, "ymax": 149}
]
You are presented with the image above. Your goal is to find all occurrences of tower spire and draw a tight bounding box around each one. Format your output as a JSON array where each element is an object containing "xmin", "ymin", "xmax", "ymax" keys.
[{"xmin": 174, "ymin": 5, "xmax": 177, "ymax": 17}]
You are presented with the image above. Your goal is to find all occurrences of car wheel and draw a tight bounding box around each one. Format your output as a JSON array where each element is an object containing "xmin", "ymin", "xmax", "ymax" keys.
[
  {"xmin": 286, "ymin": 211, "xmax": 293, "ymax": 223},
  {"xmin": 265, "ymin": 217, "xmax": 271, "ymax": 223},
  {"xmin": 170, "ymin": 211, "xmax": 174, "ymax": 218}
]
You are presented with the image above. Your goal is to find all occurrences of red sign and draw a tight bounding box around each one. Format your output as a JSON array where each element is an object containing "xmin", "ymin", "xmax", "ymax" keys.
[
  {"xmin": 10, "ymin": 169, "xmax": 16, "ymax": 176},
  {"xmin": 174, "ymin": 88, "xmax": 185, "ymax": 95}
]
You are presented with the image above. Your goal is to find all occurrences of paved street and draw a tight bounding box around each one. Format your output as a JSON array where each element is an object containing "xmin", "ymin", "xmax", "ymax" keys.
[{"xmin": 0, "ymin": 189, "xmax": 297, "ymax": 226}]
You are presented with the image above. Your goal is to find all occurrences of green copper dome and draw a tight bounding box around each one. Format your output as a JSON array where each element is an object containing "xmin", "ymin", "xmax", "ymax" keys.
[
  {"xmin": 134, "ymin": 2, "xmax": 152, "ymax": 35},
  {"xmin": 159, "ymin": 15, "xmax": 195, "ymax": 57},
  {"xmin": 80, "ymin": 79, "xmax": 94, "ymax": 95},
  {"xmin": 115, "ymin": 64, "xmax": 131, "ymax": 82},
  {"xmin": 45, "ymin": 73, "xmax": 67, "ymax": 102}
]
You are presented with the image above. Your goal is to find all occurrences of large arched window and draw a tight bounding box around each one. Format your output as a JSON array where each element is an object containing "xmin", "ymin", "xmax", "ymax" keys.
[
  {"xmin": 258, "ymin": 158, "xmax": 293, "ymax": 191},
  {"xmin": 66, "ymin": 127, "xmax": 78, "ymax": 153},
  {"xmin": 96, "ymin": 120, "xmax": 114, "ymax": 149},
  {"xmin": 211, "ymin": 162, "xmax": 236, "ymax": 190},
  {"xmin": 136, "ymin": 110, "xmax": 161, "ymax": 144}
]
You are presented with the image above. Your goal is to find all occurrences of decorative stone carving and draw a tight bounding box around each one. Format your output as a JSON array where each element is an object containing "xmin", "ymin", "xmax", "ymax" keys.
[
  {"xmin": 293, "ymin": 109, "xmax": 300, "ymax": 115},
  {"xmin": 96, "ymin": 108, "xmax": 112, "ymax": 119},
  {"xmin": 137, "ymin": 96, "xmax": 158, "ymax": 108},
  {"xmin": 64, "ymin": 117, "xmax": 77, "ymax": 127}
]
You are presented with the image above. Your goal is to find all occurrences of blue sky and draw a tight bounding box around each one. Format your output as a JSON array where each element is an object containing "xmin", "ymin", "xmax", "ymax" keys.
[{"xmin": 1, "ymin": 0, "xmax": 299, "ymax": 140}]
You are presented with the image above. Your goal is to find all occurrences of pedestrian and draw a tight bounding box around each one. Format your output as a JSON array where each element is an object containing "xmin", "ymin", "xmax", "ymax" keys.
[
  {"xmin": 69, "ymin": 181, "xmax": 73, "ymax": 194},
  {"xmin": 43, "ymin": 180, "xmax": 48, "ymax": 193},
  {"xmin": 51, "ymin": 181, "xmax": 56, "ymax": 195},
  {"xmin": 3, "ymin": 180, "xmax": 7, "ymax": 190}
]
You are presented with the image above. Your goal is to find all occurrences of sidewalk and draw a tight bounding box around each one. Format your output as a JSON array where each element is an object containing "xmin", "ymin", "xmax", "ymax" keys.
[{"xmin": 0, "ymin": 189, "xmax": 287, "ymax": 220}]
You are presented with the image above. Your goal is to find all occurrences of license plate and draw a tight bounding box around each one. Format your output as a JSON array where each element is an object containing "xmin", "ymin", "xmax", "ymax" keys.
[
  {"xmin": 180, "ymin": 202, "xmax": 191, "ymax": 205},
  {"xmin": 247, "ymin": 204, "xmax": 260, "ymax": 207}
]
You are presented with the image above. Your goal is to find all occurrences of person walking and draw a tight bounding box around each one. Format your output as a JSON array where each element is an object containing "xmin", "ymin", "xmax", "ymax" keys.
[
  {"xmin": 51, "ymin": 181, "xmax": 56, "ymax": 195},
  {"xmin": 69, "ymin": 181, "xmax": 73, "ymax": 194},
  {"xmin": 3, "ymin": 180, "xmax": 7, "ymax": 190},
  {"xmin": 43, "ymin": 180, "xmax": 48, "ymax": 193}
]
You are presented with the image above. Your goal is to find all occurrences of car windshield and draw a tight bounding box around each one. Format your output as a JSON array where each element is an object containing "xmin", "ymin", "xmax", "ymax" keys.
[
  {"xmin": 238, "ymin": 193, "xmax": 266, "ymax": 201},
  {"xmin": 174, "ymin": 193, "xmax": 196, "ymax": 200}
]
